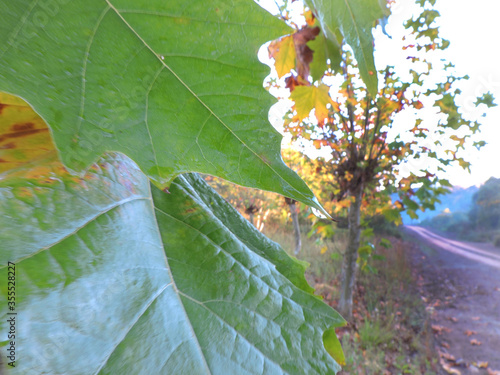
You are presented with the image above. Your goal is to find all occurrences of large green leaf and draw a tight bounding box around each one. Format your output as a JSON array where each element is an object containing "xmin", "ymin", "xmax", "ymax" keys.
[
  {"xmin": 0, "ymin": 0, "xmax": 329, "ymax": 215},
  {"xmin": 0, "ymin": 155, "xmax": 345, "ymax": 374},
  {"xmin": 0, "ymin": 96, "xmax": 345, "ymax": 374},
  {"xmin": 305, "ymin": 0, "xmax": 384, "ymax": 95}
]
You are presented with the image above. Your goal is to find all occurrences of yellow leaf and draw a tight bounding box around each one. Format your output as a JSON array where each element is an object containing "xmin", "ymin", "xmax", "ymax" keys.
[
  {"xmin": 290, "ymin": 84, "xmax": 333, "ymax": 123},
  {"xmin": 323, "ymin": 327, "xmax": 346, "ymax": 366},
  {"xmin": 303, "ymin": 10, "xmax": 315, "ymax": 26},
  {"xmin": 268, "ymin": 35, "xmax": 296, "ymax": 79},
  {"xmin": 320, "ymin": 245, "xmax": 328, "ymax": 254},
  {"xmin": 0, "ymin": 92, "xmax": 56, "ymax": 176}
]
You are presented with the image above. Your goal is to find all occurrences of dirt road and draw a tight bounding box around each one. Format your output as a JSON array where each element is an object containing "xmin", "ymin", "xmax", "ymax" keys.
[
  {"xmin": 405, "ymin": 226, "xmax": 500, "ymax": 375},
  {"xmin": 407, "ymin": 226, "xmax": 500, "ymax": 269}
]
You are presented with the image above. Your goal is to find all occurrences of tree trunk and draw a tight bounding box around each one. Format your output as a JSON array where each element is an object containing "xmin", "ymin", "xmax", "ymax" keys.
[
  {"xmin": 248, "ymin": 212, "xmax": 254, "ymax": 226},
  {"xmin": 285, "ymin": 198, "xmax": 302, "ymax": 255},
  {"xmin": 338, "ymin": 185, "xmax": 363, "ymax": 319}
]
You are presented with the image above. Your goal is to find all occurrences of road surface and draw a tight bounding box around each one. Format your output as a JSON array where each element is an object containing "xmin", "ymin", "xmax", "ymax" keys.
[
  {"xmin": 406, "ymin": 225, "xmax": 500, "ymax": 269},
  {"xmin": 405, "ymin": 226, "xmax": 500, "ymax": 374}
]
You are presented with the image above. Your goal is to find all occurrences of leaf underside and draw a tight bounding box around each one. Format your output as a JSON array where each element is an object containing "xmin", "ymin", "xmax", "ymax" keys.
[{"xmin": 305, "ymin": 0, "xmax": 382, "ymax": 95}]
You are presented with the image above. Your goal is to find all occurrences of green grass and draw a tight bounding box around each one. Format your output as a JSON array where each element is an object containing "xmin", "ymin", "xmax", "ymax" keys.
[
  {"xmin": 357, "ymin": 316, "xmax": 395, "ymax": 350},
  {"xmin": 263, "ymin": 222, "xmax": 347, "ymax": 289}
]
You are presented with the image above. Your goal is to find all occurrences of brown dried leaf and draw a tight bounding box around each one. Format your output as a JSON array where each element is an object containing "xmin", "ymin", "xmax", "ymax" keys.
[
  {"xmin": 464, "ymin": 330, "xmax": 477, "ymax": 337},
  {"xmin": 292, "ymin": 26, "xmax": 320, "ymax": 80},
  {"xmin": 432, "ymin": 324, "xmax": 451, "ymax": 334},
  {"xmin": 439, "ymin": 351, "xmax": 456, "ymax": 362},
  {"xmin": 440, "ymin": 358, "xmax": 462, "ymax": 375},
  {"xmin": 470, "ymin": 339, "xmax": 482, "ymax": 346},
  {"xmin": 284, "ymin": 75, "xmax": 309, "ymax": 92}
]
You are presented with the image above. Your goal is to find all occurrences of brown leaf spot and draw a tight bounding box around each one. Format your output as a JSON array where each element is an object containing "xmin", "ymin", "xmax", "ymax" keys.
[
  {"xmin": 0, "ymin": 103, "xmax": 7, "ymax": 114},
  {"xmin": 11, "ymin": 122, "xmax": 35, "ymax": 132},
  {"xmin": 1, "ymin": 122, "xmax": 48, "ymax": 141},
  {"xmin": 0, "ymin": 142, "xmax": 15, "ymax": 150},
  {"xmin": 0, "ymin": 158, "xmax": 7, "ymax": 163}
]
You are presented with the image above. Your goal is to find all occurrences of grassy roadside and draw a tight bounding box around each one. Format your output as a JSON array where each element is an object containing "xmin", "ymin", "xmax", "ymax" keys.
[{"xmin": 263, "ymin": 223, "xmax": 440, "ymax": 374}]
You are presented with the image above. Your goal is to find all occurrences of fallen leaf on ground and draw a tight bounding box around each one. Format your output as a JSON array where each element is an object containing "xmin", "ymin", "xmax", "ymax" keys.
[
  {"xmin": 439, "ymin": 351, "xmax": 456, "ymax": 362},
  {"xmin": 487, "ymin": 369, "xmax": 500, "ymax": 375},
  {"xmin": 440, "ymin": 358, "xmax": 462, "ymax": 374},
  {"xmin": 470, "ymin": 339, "xmax": 482, "ymax": 346},
  {"xmin": 432, "ymin": 324, "xmax": 451, "ymax": 334},
  {"xmin": 477, "ymin": 362, "xmax": 488, "ymax": 368},
  {"xmin": 464, "ymin": 330, "xmax": 477, "ymax": 336},
  {"xmin": 441, "ymin": 341, "xmax": 450, "ymax": 349},
  {"xmin": 472, "ymin": 316, "xmax": 481, "ymax": 321},
  {"xmin": 447, "ymin": 316, "xmax": 459, "ymax": 323}
]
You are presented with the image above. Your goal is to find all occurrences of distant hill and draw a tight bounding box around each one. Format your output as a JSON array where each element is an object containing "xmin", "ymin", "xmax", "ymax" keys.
[{"xmin": 394, "ymin": 185, "xmax": 479, "ymax": 225}]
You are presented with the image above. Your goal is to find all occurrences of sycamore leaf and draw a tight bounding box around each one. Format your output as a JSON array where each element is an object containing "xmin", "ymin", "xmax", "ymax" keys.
[
  {"xmin": 0, "ymin": 0, "xmax": 333, "ymax": 218},
  {"xmin": 269, "ymin": 35, "xmax": 297, "ymax": 79},
  {"xmin": 308, "ymin": 30, "xmax": 342, "ymax": 81},
  {"xmin": 293, "ymin": 26, "xmax": 321, "ymax": 80},
  {"xmin": 269, "ymin": 26, "xmax": 320, "ymax": 81},
  {"xmin": 301, "ymin": 11, "xmax": 342, "ymax": 82},
  {"xmin": 0, "ymin": 96, "xmax": 346, "ymax": 374},
  {"xmin": 305, "ymin": 0, "xmax": 383, "ymax": 95},
  {"xmin": 290, "ymin": 84, "xmax": 334, "ymax": 123}
]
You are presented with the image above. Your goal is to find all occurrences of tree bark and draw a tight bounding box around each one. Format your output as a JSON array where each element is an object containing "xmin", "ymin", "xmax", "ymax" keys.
[
  {"xmin": 338, "ymin": 185, "xmax": 363, "ymax": 319},
  {"xmin": 285, "ymin": 198, "xmax": 302, "ymax": 255}
]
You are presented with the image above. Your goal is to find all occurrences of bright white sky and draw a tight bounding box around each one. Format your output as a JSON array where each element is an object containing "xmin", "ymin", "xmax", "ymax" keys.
[
  {"xmin": 378, "ymin": 0, "xmax": 500, "ymax": 187},
  {"xmin": 261, "ymin": 0, "xmax": 500, "ymax": 188}
]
